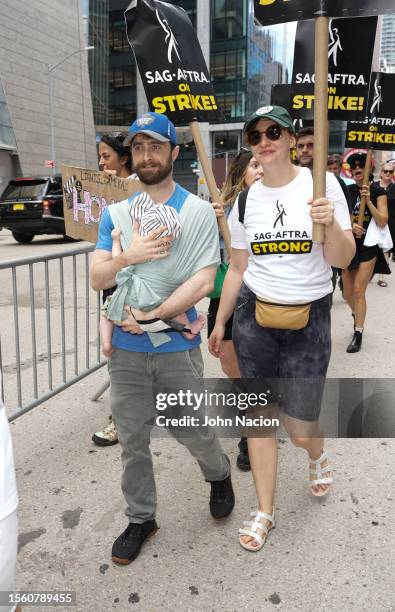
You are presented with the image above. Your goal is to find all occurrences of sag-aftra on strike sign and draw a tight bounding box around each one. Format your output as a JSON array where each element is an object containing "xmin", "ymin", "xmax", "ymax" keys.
[
  {"xmin": 254, "ymin": 0, "xmax": 395, "ymax": 25},
  {"xmin": 125, "ymin": 0, "xmax": 223, "ymax": 124}
]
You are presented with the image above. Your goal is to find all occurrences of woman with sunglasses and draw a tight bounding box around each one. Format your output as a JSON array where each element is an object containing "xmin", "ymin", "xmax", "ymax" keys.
[
  {"xmin": 209, "ymin": 105, "xmax": 355, "ymax": 552},
  {"xmin": 93, "ymin": 132, "xmax": 135, "ymax": 447},
  {"xmin": 342, "ymin": 153, "xmax": 388, "ymax": 352},
  {"xmin": 209, "ymin": 149, "xmax": 263, "ymax": 471}
]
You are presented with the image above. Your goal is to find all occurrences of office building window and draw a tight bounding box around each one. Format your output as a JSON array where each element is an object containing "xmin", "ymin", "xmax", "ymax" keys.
[
  {"xmin": 215, "ymin": 91, "xmax": 245, "ymax": 121},
  {"xmin": 109, "ymin": 67, "xmax": 136, "ymax": 89},
  {"xmin": 213, "ymin": 130, "xmax": 240, "ymax": 155},
  {"xmin": 108, "ymin": 104, "xmax": 136, "ymax": 125},
  {"xmin": 109, "ymin": 20, "xmax": 130, "ymax": 52},
  {"xmin": 211, "ymin": 0, "xmax": 247, "ymax": 41},
  {"xmin": 211, "ymin": 49, "xmax": 246, "ymax": 80}
]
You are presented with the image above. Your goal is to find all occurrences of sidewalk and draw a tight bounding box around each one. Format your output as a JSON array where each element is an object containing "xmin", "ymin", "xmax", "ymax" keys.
[{"xmin": 10, "ymin": 287, "xmax": 395, "ymax": 612}]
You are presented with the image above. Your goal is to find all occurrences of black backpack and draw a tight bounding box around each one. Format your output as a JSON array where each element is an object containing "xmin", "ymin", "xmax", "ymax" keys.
[{"xmin": 237, "ymin": 187, "xmax": 250, "ymax": 224}]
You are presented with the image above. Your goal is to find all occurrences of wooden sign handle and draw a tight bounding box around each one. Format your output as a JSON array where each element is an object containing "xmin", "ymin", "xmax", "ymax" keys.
[
  {"xmin": 357, "ymin": 148, "xmax": 373, "ymax": 226},
  {"xmin": 312, "ymin": 16, "xmax": 329, "ymax": 244},
  {"xmin": 189, "ymin": 120, "xmax": 232, "ymax": 259}
]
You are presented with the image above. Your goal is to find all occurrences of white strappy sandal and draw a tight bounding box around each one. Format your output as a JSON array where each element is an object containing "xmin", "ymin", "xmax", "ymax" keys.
[
  {"xmin": 239, "ymin": 510, "xmax": 275, "ymax": 552},
  {"xmin": 309, "ymin": 450, "xmax": 334, "ymax": 497}
]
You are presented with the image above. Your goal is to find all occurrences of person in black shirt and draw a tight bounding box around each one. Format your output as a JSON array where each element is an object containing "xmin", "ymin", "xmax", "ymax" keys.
[
  {"xmin": 342, "ymin": 153, "xmax": 388, "ymax": 353},
  {"xmin": 373, "ymin": 162, "xmax": 395, "ymax": 271}
]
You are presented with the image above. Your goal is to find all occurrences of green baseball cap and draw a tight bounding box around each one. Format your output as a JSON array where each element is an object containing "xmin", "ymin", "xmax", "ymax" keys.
[{"xmin": 244, "ymin": 105, "xmax": 295, "ymax": 134}]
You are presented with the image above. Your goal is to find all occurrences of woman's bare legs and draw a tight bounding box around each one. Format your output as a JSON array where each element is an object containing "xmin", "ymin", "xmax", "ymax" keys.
[
  {"xmin": 283, "ymin": 415, "xmax": 332, "ymax": 495},
  {"xmin": 239, "ymin": 436, "xmax": 277, "ymax": 548},
  {"xmin": 219, "ymin": 340, "xmax": 240, "ymax": 378}
]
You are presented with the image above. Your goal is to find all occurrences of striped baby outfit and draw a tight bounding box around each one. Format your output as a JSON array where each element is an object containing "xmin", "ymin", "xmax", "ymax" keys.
[{"xmin": 129, "ymin": 192, "xmax": 182, "ymax": 238}]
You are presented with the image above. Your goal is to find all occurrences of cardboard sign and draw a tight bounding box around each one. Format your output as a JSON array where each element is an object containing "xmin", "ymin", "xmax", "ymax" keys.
[
  {"xmin": 291, "ymin": 17, "xmax": 377, "ymax": 120},
  {"xmin": 345, "ymin": 72, "xmax": 395, "ymax": 151},
  {"xmin": 254, "ymin": 0, "xmax": 395, "ymax": 26},
  {"xmin": 124, "ymin": 0, "xmax": 223, "ymax": 125},
  {"xmin": 61, "ymin": 166, "xmax": 141, "ymax": 243}
]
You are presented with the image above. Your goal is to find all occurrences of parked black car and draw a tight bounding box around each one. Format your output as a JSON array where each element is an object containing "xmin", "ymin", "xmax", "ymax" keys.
[{"xmin": 0, "ymin": 174, "xmax": 66, "ymax": 243}]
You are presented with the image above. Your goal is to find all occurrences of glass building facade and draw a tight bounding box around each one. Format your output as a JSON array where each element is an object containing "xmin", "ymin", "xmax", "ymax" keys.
[
  {"xmin": 0, "ymin": 80, "xmax": 16, "ymax": 150},
  {"xmin": 108, "ymin": 0, "xmax": 137, "ymax": 125},
  {"xmin": 81, "ymin": 0, "xmax": 109, "ymax": 125},
  {"xmin": 381, "ymin": 15, "xmax": 395, "ymax": 72}
]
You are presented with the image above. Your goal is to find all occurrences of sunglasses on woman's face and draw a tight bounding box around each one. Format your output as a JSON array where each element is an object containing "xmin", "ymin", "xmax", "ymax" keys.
[
  {"xmin": 382, "ymin": 169, "xmax": 394, "ymax": 175},
  {"xmin": 246, "ymin": 124, "xmax": 283, "ymax": 146}
]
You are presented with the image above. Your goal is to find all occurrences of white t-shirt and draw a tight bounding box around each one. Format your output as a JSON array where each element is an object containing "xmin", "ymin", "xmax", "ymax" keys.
[
  {"xmin": 0, "ymin": 373, "xmax": 18, "ymax": 521},
  {"xmin": 231, "ymin": 167, "xmax": 351, "ymax": 303}
]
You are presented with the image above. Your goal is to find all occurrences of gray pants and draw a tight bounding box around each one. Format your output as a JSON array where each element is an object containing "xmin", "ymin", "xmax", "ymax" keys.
[{"xmin": 108, "ymin": 347, "xmax": 230, "ymax": 523}]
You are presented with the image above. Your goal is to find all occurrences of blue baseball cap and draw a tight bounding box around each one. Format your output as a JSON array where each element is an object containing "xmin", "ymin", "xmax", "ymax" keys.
[{"xmin": 124, "ymin": 112, "xmax": 177, "ymax": 146}]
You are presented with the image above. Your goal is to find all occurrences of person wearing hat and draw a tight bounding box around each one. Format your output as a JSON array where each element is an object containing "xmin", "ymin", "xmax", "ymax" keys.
[
  {"xmin": 209, "ymin": 105, "xmax": 355, "ymax": 552},
  {"xmin": 342, "ymin": 153, "xmax": 388, "ymax": 353},
  {"xmin": 90, "ymin": 112, "xmax": 234, "ymax": 565}
]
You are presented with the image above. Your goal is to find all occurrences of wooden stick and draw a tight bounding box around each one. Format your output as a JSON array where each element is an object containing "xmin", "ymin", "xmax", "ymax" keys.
[
  {"xmin": 357, "ymin": 148, "xmax": 373, "ymax": 226},
  {"xmin": 312, "ymin": 16, "xmax": 329, "ymax": 243},
  {"xmin": 189, "ymin": 120, "xmax": 232, "ymax": 259}
]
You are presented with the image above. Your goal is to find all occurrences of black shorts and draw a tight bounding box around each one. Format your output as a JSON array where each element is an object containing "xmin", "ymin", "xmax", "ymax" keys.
[
  {"xmin": 348, "ymin": 240, "xmax": 378, "ymax": 270},
  {"xmin": 207, "ymin": 298, "xmax": 234, "ymax": 341},
  {"xmin": 232, "ymin": 283, "xmax": 332, "ymax": 422}
]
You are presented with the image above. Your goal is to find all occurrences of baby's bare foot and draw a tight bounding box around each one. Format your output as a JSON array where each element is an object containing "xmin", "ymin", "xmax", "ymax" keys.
[{"xmin": 182, "ymin": 314, "xmax": 205, "ymax": 339}]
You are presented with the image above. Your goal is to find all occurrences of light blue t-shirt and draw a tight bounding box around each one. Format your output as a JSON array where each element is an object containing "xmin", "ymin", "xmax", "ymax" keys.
[{"xmin": 96, "ymin": 184, "xmax": 219, "ymax": 353}]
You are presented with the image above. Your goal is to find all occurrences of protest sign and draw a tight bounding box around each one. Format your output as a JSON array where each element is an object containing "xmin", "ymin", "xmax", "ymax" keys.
[
  {"xmin": 61, "ymin": 166, "xmax": 141, "ymax": 243},
  {"xmin": 290, "ymin": 17, "xmax": 377, "ymax": 120},
  {"xmin": 255, "ymin": 0, "xmax": 395, "ymax": 242},
  {"xmin": 124, "ymin": 0, "xmax": 231, "ymax": 256},
  {"xmin": 254, "ymin": 0, "xmax": 395, "ymax": 26},
  {"xmin": 345, "ymin": 72, "xmax": 395, "ymax": 151},
  {"xmin": 124, "ymin": 0, "xmax": 222, "ymax": 125}
]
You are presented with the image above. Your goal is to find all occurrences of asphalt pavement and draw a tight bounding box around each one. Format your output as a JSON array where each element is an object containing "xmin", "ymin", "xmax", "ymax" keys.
[{"xmin": 2, "ymin": 229, "xmax": 395, "ymax": 612}]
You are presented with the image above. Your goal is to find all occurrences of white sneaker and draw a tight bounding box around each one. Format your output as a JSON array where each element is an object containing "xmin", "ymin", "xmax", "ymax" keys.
[{"xmin": 92, "ymin": 417, "xmax": 118, "ymax": 446}]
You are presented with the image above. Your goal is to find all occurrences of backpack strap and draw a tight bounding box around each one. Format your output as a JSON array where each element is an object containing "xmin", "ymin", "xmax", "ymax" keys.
[{"xmin": 238, "ymin": 187, "xmax": 250, "ymax": 225}]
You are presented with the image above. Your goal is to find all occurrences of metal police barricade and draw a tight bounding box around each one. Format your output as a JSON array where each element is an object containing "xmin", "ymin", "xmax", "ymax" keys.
[{"xmin": 0, "ymin": 245, "xmax": 107, "ymax": 421}]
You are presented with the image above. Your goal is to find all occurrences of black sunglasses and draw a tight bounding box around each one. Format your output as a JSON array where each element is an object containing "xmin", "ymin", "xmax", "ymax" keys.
[
  {"xmin": 382, "ymin": 169, "xmax": 394, "ymax": 174},
  {"xmin": 246, "ymin": 125, "xmax": 283, "ymax": 146}
]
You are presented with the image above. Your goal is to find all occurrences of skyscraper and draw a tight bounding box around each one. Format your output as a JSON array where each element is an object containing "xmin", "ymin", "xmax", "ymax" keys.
[
  {"xmin": 0, "ymin": 0, "xmax": 97, "ymax": 183},
  {"xmin": 380, "ymin": 15, "xmax": 395, "ymax": 72}
]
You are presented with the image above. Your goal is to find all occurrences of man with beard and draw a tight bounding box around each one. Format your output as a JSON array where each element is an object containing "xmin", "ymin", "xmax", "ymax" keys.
[{"xmin": 90, "ymin": 112, "xmax": 234, "ymax": 565}]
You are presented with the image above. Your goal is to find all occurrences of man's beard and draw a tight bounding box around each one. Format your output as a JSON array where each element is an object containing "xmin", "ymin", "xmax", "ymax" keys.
[{"xmin": 135, "ymin": 155, "xmax": 173, "ymax": 185}]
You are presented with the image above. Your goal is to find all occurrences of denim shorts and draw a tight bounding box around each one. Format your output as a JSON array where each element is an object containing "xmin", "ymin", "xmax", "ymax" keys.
[{"xmin": 232, "ymin": 283, "xmax": 332, "ymax": 422}]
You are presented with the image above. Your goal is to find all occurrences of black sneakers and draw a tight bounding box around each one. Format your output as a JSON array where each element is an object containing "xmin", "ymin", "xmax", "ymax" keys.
[
  {"xmin": 346, "ymin": 331, "xmax": 362, "ymax": 353},
  {"xmin": 112, "ymin": 520, "xmax": 158, "ymax": 564},
  {"xmin": 236, "ymin": 437, "xmax": 251, "ymax": 471},
  {"xmin": 208, "ymin": 474, "xmax": 235, "ymax": 519}
]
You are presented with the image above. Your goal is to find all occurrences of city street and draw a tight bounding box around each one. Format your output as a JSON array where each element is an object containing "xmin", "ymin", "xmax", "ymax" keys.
[{"xmin": 2, "ymin": 228, "xmax": 395, "ymax": 611}]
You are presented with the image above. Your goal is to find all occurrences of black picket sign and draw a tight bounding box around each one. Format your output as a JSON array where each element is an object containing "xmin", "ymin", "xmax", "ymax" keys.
[
  {"xmin": 345, "ymin": 72, "xmax": 395, "ymax": 151},
  {"xmin": 254, "ymin": 0, "xmax": 395, "ymax": 26},
  {"xmin": 287, "ymin": 17, "xmax": 377, "ymax": 120},
  {"xmin": 124, "ymin": 0, "xmax": 223, "ymax": 125}
]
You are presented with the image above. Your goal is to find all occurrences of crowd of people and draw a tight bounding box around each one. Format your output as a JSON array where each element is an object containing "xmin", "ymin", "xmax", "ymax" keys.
[
  {"xmin": 87, "ymin": 106, "xmax": 393, "ymax": 561},
  {"xmin": 2, "ymin": 107, "xmax": 393, "ymax": 598}
]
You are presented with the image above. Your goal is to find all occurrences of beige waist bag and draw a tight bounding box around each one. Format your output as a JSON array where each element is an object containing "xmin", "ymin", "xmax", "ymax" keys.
[{"xmin": 255, "ymin": 299, "xmax": 311, "ymax": 331}]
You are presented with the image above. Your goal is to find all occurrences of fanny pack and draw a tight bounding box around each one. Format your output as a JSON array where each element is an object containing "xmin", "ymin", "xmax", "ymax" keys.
[{"xmin": 255, "ymin": 298, "xmax": 311, "ymax": 330}]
